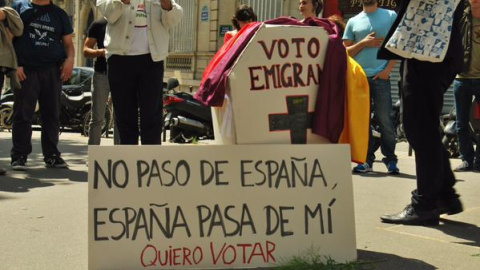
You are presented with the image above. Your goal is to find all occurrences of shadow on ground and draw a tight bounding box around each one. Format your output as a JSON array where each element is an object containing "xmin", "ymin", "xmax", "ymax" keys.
[
  {"xmin": 0, "ymin": 135, "xmax": 89, "ymax": 194},
  {"xmin": 437, "ymin": 219, "xmax": 480, "ymax": 248},
  {"xmin": 354, "ymin": 171, "xmax": 417, "ymax": 180},
  {"xmin": 358, "ymin": 249, "xmax": 436, "ymax": 270}
]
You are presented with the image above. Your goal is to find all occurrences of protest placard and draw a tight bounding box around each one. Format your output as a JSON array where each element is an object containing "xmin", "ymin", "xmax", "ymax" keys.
[
  {"xmin": 212, "ymin": 24, "xmax": 331, "ymax": 145},
  {"xmin": 88, "ymin": 144, "xmax": 356, "ymax": 269}
]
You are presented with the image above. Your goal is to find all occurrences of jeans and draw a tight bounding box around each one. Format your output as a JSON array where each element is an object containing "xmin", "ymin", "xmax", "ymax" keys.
[
  {"xmin": 11, "ymin": 65, "xmax": 62, "ymax": 160},
  {"xmin": 88, "ymin": 72, "xmax": 120, "ymax": 145},
  {"xmin": 366, "ymin": 77, "xmax": 398, "ymax": 165},
  {"xmin": 88, "ymin": 72, "xmax": 110, "ymax": 145},
  {"xmin": 453, "ymin": 79, "xmax": 480, "ymax": 165}
]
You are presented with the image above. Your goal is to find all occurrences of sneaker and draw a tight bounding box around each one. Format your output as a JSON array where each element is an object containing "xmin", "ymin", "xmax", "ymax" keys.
[
  {"xmin": 386, "ymin": 161, "xmax": 400, "ymax": 175},
  {"xmin": 11, "ymin": 156, "xmax": 27, "ymax": 171},
  {"xmin": 453, "ymin": 161, "xmax": 473, "ymax": 172},
  {"xmin": 0, "ymin": 168, "xmax": 6, "ymax": 175},
  {"xmin": 44, "ymin": 155, "xmax": 68, "ymax": 168},
  {"xmin": 353, "ymin": 163, "xmax": 373, "ymax": 173}
]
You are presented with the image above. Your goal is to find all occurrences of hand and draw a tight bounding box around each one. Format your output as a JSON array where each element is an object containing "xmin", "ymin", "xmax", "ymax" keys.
[
  {"xmin": 362, "ymin": 32, "xmax": 384, "ymax": 48},
  {"xmin": 472, "ymin": 0, "xmax": 480, "ymax": 18},
  {"xmin": 17, "ymin": 67, "xmax": 26, "ymax": 82},
  {"xmin": 6, "ymin": 27, "xmax": 13, "ymax": 40},
  {"xmin": 373, "ymin": 69, "xmax": 390, "ymax": 80},
  {"xmin": 97, "ymin": 49, "xmax": 107, "ymax": 57},
  {"xmin": 61, "ymin": 57, "xmax": 74, "ymax": 82}
]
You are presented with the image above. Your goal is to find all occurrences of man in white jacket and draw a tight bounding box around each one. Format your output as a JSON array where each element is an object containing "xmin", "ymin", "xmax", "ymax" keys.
[{"xmin": 97, "ymin": 0, "xmax": 183, "ymax": 144}]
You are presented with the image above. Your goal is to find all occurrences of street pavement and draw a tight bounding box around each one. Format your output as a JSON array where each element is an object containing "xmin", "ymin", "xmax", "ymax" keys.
[{"xmin": 0, "ymin": 130, "xmax": 479, "ymax": 270}]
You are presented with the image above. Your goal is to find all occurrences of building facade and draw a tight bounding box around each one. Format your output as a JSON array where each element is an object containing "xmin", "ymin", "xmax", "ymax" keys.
[{"xmin": 72, "ymin": 0, "xmax": 397, "ymax": 91}]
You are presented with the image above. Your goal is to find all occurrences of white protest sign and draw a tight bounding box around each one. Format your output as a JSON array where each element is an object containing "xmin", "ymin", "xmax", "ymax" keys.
[
  {"xmin": 213, "ymin": 24, "xmax": 330, "ymax": 145},
  {"xmin": 88, "ymin": 145, "xmax": 356, "ymax": 270}
]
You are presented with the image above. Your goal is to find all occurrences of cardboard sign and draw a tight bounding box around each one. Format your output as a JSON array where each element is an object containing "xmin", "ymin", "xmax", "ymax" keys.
[
  {"xmin": 213, "ymin": 24, "xmax": 330, "ymax": 145},
  {"xmin": 88, "ymin": 145, "xmax": 356, "ymax": 270}
]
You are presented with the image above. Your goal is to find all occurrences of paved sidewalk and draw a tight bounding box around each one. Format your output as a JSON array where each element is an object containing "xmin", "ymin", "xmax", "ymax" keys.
[{"xmin": 0, "ymin": 130, "xmax": 479, "ymax": 270}]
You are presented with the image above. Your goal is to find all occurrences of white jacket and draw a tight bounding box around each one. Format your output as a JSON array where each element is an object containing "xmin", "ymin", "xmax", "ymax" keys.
[{"xmin": 96, "ymin": 0, "xmax": 183, "ymax": 61}]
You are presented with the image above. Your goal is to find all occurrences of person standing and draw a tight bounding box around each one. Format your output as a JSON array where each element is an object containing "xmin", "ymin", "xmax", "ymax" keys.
[
  {"xmin": 378, "ymin": 0, "xmax": 465, "ymax": 225},
  {"xmin": 452, "ymin": 0, "xmax": 480, "ymax": 172},
  {"xmin": 224, "ymin": 4, "xmax": 257, "ymax": 43},
  {"xmin": 10, "ymin": 0, "xmax": 74, "ymax": 170},
  {"xmin": 343, "ymin": 0, "xmax": 399, "ymax": 174},
  {"xmin": 0, "ymin": 1, "xmax": 23, "ymax": 175},
  {"xmin": 298, "ymin": 0, "xmax": 323, "ymax": 20},
  {"xmin": 83, "ymin": 17, "xmax": 119, "ymax": 145},
  {"xmin": 96, "ymin": 0, "xmax": 182, "ymax": 145}
]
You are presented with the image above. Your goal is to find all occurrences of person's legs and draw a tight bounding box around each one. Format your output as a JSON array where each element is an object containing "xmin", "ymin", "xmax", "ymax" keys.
[
  {"xmin": 381, "ymin": 59, "xmax": 461, "ymax": 225},
  {"xmin": 0, "ymin": 72, "xmax": 4, "ymax": 91},
  {"xmin": 108, "ymin": 55, "xmax": 140, "ymax": 145},
  {"xmin": 37, "ymin": 65, "xmax": 62, "ymax": 159},
  {"xmin": 137, "ymin": 56, "xmax": 163, "ymax": 145},
  {"xmin": 403, "ymin": 60, "xmax": 458, "ymax": 210},
  {"xmin": 368, "ymin": 77, "xmax": 398, "ymax": 165},
  {"xmin": 453, "ymin": 79, "xmax": 475, "ymax": 168},
  {"xmin": 11, "ymin": 68, "xmax": 41, "ymax": 163},
  {"xmin": 88, "ymin": 72, "xmax": 110, "ymax": 145},
  {"xmin": 471, "ymin": 81, "xmax": 480, "ymax": 169}
]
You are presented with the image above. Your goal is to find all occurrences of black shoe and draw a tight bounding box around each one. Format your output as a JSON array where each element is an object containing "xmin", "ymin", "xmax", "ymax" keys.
[
  {"xmin": 0, "ymin": 168, "xmax": 6, "ymax": 175},
  {"xmin": 380, "ymin": 204, "xmax": 439, "ymax": 226},
  {"xmin": 11, "ymin": 156, "xmax": 27, "ymax": 171},
  {"xmin": 437, "ymin": 197, "xmax": 463, "ymax": 216},
  {"xmin": 474, "ymin": 161, "xmax": 480, "ymax": 172},
  {"xmin": 453, "ymin": 161, "xmax": 473, "ymax": 172},
  {"xmin": 44, "ymin": 155, "xmax": 68, "ymax": 168}
]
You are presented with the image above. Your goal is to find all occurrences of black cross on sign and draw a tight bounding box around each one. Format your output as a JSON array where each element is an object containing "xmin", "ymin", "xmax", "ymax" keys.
[{"xmin": 269, "ymin": 96, "xmax": 313, "ymax": 144}]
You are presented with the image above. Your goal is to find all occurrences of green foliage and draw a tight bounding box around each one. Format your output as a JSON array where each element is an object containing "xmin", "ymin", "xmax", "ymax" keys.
[{"xmin": 275, "ymin": 247, "xmax": 374, "ymax": 270}]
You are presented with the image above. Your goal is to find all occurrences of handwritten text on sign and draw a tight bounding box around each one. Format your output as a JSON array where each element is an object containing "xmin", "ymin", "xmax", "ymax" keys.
[
  {"xmin": 88, "ymin": 145, "xmax": 356, "ymax": 270},
  {"xmin": 228, "ymin": 25, "xmax": 330, "ymax": 144}
]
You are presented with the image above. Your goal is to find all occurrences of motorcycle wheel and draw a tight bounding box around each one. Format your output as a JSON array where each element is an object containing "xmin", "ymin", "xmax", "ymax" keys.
[
  {"xmin": 169, "ymin": 127, "xmax": 195, "ymax": 143},
  {"xmin": 0, "ymin": 106, "xmax": 13, "ymax": 130},
  {"xmin": 396, "ymin": 123, "xmax": 407, "ymax": 142},
  {"xmin": 442, "ymin": 135, "xmax": 460, "ymax": 158},
  {"xmin": 82, "ymin": 109, "xmax": 110, "ymax": 137}
]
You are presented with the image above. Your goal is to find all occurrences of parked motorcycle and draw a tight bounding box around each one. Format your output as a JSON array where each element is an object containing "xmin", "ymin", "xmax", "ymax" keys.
[
  {"xmin": 58, "ymin": 84, "xmax": 94, "ymax": 133},
  {"xmin": 162, "ymin": 78, "xmax": 214, "ymax": 143},
  {"xmin": 442, "ymin": 99, "xmax": 480, "ymax": 158},
  {"xmin": 0, "ymin": 85, "xmax": 111, "ymax": 136},
  {"xmin": 0, "ymin": 89, "xmax": 14, "ymax": 131}
]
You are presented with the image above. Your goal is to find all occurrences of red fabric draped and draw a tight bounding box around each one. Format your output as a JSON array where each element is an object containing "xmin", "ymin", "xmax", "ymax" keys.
[{"xmin": 194, "ymin": 17, "xmax": 347, "ymax": 143}]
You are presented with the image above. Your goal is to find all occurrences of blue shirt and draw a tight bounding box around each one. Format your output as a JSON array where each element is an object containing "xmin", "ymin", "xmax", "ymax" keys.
[
  {"xmin": 12, "ymin": 0, "xmax": 73, "ymax": 68},
  {"xmin": 343, "ymin": 8, "xmax": 397, "ymax": 77}
]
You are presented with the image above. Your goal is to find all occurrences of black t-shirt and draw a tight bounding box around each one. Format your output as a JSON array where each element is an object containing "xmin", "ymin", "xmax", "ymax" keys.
[
  {"xmin": 87, "ymin": 18, "xmax": 107, "ymax": 73},
  {"xmin": 12, "ymin": 1, "xmax": 74, "ymax": 68}
]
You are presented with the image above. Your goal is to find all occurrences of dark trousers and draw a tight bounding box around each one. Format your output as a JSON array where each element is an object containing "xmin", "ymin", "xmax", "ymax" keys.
[
  {"xmin": 108, "ymin": 54, "xmax": 164, "ymax": 145},
  {"xmin": 402, "ymin": 59, "xmax": 458, "ymax": 210},
  {"xmin": 0, "ymin": 73, "xmax": 4, "ymax": 90},
  {"xmin": 11, "ymin": 65, "xmax": 62, "ymax": 160}
]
